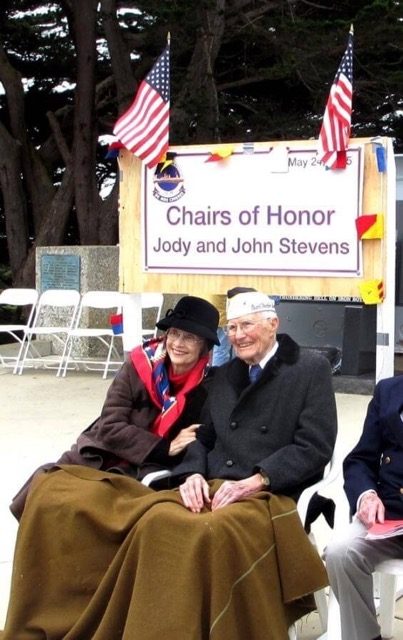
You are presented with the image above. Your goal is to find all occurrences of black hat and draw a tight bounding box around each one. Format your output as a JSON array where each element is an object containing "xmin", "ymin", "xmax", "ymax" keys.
[{"xmin": 156, "ymin": 296, "xmax": 220, "ymax": 346}]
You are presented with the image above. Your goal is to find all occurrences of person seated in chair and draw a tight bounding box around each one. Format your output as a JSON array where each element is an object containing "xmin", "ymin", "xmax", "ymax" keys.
[
  {"xmin": 325, "ymin": 375, "xmax": 403, "ymax": 640},
  {"xmin": 176, "ymin": 289, "xmax": 337, "ymax": 511},
  {"xmin": 2, "ymin": 291, "xmax": 337, "ymax": 640},
  {"xmin": 10, "ymin": 295, "xmax": 220, "ymax": 520}
]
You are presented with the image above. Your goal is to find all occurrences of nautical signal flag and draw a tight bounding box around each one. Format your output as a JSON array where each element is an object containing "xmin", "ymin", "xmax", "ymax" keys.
[
  {"xmin": 205, "ymin": 145, "xmax": 235, "ymax": 162},
  {"xmin": 317, "ymin": 26, "xmax": 353, "ymax": 170},
  {"xmin": 359, "ymin": 280, "xmax": 384, "ymax": 305},
  {"xmin": 105, "ymin": 137, "xmax": 124, "ymax": 159},
  {"xmin": 356, "ymin": 214, "xmax": 384, "ymax": 240},
  {"xmin": 113, "ymin": 43, "xmax": 170, "ymax": 169},
  {"xmin": 110, "ymin": 313, "xmax": 124, "ymax": 335}
]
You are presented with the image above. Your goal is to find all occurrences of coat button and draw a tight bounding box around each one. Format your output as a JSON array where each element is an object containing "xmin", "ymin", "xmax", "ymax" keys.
[
  {"xmin": 230, "ymin": 421, "xmax": 238, "ymax": 430},
  {"xmin": 384, "ymin": 456, "xmax": 391, "ymax": 464},
  {"xmin": 260, "ymin": 425, "xmax": 268, "ymax": 433},
  {"xmin": 226, "ymin": 459, "xmax": 234, "ymax": 467}
]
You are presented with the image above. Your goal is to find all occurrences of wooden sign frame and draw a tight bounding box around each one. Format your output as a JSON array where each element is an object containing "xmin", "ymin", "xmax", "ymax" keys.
[
  {"xmin": 118, "ymin": 136, "xmax": 396, "ymax": 380},
  {"xmin": 119, "ymin": 137, "xmax": 391, "ymax": 299}
]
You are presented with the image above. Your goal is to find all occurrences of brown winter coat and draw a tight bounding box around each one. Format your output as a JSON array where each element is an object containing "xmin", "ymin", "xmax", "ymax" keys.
[{"xmin": 10, "ymin": 358, "xmax": 211, "ymax": 519}]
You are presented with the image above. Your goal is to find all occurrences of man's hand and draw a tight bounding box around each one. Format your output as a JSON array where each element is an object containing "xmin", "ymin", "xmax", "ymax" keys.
[
  {"xmin": 179, "ymin": 473, "xmax": 210, "ymax": 513},
  {"xmin": 357, "ymin": 491, "xmax": 385, "ymax": 527},
  {"xmin": 168, "ymin": 424, "xmax": 200, "ymax": 456},
  {"xmin": 211, "ymin": 473, "xmax": 266, "ymax": 511}
]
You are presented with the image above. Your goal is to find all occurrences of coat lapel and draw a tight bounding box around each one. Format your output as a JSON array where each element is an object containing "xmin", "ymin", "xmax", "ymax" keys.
[{"xmin": 383, "ymin": 410, "xmax": 403, "ymax": 448}]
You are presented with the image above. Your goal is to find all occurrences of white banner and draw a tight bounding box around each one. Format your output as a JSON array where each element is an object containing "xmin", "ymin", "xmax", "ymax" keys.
[{"xmin": 142, "ymin": 146, "xmax": 363, "ymax": 277}]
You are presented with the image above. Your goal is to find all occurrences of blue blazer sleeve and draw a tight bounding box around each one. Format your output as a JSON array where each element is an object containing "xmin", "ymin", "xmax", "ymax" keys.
[{"xmin": 343, "ymin": 377, "xmax": 403, "ymax": 514}]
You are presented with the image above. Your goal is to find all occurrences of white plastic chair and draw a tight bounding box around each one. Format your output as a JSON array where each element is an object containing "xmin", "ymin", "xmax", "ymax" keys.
[
  {"xmin": 58, "ymin": 290, "xmax": 125, "ymax": 379},
  {"xmin": 288, "ymin": 437, "xmax": 344, "ymax": 639},
  {"xmin": 376, "ymin": 559, "xmax": 403, "ymax": 638},
  {"xmin": 16, "ymin": 289, "xmax": 80, "ymax": 374},
  {"xmin": 141, "ymin": 293, "xmax": 164, "ymax": 339},
  {"xmin": 322, "ymin": 514, "xmax": 403, "ymax": 640},
  {"xmin": 0, "ymin": 288, "xmax": 39, "ymax": 370}
]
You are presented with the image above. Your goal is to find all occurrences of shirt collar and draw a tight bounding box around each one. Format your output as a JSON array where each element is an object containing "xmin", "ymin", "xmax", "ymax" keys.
[{"xmin": 249, "ymin": 340, "xmax": 279, "ymax": 372}]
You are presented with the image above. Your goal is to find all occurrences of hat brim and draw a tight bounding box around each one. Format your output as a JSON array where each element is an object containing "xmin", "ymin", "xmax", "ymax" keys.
[{"xmin": 156, "ymin": 316, "xmax": 220, "ymax": 346}]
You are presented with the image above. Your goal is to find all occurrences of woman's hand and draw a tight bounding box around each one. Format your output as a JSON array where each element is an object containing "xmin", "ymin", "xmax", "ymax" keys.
[
  {"xmin": 168, "ymin": 424, "xmax": 200, "ymax": 456},
  {"xmin": 211, "ymin": 473, "xmax": 266, "ymax": 511},
  {"xmin": 179, "ymin": 473, "xmax": 210, "ymax": 513}
]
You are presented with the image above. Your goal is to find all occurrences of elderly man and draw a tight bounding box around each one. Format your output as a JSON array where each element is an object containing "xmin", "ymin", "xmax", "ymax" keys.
[
  {"xmin": 325, "ymin": 375, "xmax": 403, "ymax": 640},
  {"xmin": 177, "ymin": 289, "xmax": 338, "ymax": 512}
]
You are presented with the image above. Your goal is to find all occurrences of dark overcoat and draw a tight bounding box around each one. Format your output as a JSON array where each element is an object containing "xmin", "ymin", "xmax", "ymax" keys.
[
  {"xmin": 172, "ymin": 333, "xmax": 338, "ymax": 500},
  {"xmin": 344, "ymin": 375, "xmax": 403, "ymax": 518}
]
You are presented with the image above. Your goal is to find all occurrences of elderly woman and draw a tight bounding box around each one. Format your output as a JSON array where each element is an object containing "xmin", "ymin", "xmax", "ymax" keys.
[{"xmin": 9, "ymin": 294, "xmax": 220, "ymax": 519}]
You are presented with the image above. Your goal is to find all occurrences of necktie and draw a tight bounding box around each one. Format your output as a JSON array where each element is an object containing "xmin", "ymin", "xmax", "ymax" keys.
[{"xmin": 249, "ymin": 364, "xmax": 262, "ymax": 384}]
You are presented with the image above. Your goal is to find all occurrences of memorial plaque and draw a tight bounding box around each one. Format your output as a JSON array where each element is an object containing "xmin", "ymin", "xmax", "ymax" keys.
[{"xmin": 41, "ymin": 254, "xmax": 80, "ymax": 292}]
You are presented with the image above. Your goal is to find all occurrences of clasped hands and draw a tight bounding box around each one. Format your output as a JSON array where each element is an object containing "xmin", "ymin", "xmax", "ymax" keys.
[{"xmin": 179, "ymin": 472, "xmax": 266, "ymax": 513}]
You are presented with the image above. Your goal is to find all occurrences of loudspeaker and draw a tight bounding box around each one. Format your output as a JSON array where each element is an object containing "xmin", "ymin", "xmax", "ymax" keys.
[{"xmin": 340, "ymin": 305, "xmax": 376, "ymax": 375}]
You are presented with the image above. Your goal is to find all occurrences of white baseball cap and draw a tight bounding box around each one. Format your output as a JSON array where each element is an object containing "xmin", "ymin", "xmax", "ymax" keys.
[{"xmin": 227, "ymin": 291, "xmax": 277, "ymax": 320}]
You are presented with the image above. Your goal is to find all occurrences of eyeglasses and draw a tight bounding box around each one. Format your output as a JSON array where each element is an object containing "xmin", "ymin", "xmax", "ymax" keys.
[
  {"xmin": 224, "ymin": 321, "xmax": 263, "ymax": 336},
  {"xmin": 166, "ymin": 328, "xmax": 203, "ymax": 345}
]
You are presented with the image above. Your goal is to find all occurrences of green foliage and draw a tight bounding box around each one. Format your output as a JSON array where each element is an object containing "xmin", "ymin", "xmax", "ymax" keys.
[
  {"xmin": 0, "ymin": 263, "xmax": 12, "ymax": 289},
  {"xmin": 2, "ymin": 0, "xmax": 402, "ymax": 147},
  {"xmin": 1, "ymin": 0, "xmax": 402, "ymax": 284}
]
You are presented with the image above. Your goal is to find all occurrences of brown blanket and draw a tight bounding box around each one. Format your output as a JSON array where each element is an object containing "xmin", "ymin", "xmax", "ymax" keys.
[{"xmin": 1, "ymin": 465, "xmax": 328, "ymax": 639}]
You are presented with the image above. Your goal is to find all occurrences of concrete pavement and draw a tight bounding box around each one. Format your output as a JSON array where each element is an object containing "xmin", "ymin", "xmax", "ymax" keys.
[{"xmin": 0, "ymin": 366, "xmax": 110, "ymax": 628}]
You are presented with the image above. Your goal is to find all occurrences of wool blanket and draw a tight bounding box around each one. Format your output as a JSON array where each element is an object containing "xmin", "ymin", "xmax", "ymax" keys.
[{"xmin": 1, "ymin": 465, "xmax": 328, "ymax": 640}]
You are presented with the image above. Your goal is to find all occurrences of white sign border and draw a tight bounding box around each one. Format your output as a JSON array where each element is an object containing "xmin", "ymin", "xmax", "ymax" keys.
[{"xmin": 142, "ymin": 145, "xmax": 364, "ymax": 277}]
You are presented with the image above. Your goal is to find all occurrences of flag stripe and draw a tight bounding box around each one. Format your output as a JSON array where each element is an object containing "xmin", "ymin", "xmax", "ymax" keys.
[
  {"xmin": 118, "ymin": 86, "xmax": 162, "ymax": 139},
  {"xmin": 318, "ymin": 28, "xmax": 353, "ymax": 169},
  {"xmin": 132, "ymin": 109, "xmax": 170, "ymax": 155},
  {"xmin": 124, "ymin": 100, "xmax": 169, "ymax": 150},
  {"xmin": 142, "ymin": 128, "xmax": 170, "ymax": 168},
  {"xmin": 113, "ymin": 82, "xmax": 151, "ymax": 134},
  {"xmin": 115, "ymin": 88, "xmax": 161, "ymax": 143},
  {"xmin": 113, "ymin": 44, "xmax": 170, "ymax": 169}
]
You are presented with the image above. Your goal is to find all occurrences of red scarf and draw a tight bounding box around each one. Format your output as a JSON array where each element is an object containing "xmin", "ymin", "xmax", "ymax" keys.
[{"xmin": 131, "ymin": 337, "xmax": 209, "ymax": 437}]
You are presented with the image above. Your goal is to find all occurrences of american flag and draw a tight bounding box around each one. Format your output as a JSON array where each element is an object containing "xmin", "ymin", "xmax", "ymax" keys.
[
  {"xmin": 318, "ymin": 27, "xmax": 353, "ymax": 169},
  {"xmin": 113, "ymin": 44, "xmax": 170, "ymax": 169}
]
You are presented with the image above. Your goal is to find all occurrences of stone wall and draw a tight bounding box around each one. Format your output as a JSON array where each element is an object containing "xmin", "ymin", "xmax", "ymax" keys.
[{"xmin": 35, "ymin": 246, "xmax": 119, "ymax": 356}]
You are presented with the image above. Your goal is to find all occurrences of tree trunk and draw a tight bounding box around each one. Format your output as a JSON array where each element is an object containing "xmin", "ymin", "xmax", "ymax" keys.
[
  {"xmin": 0, "ymin": 122, "xmax": 29, "ymax": 276},
  {"xmin": 14, "ymin": 165, "xmax": 75, "ymax": 287},
  {"xmin": 173, "ymin": 0, "xmax": 226, "ymax": 143},
  {"xmin": 99, "ymin": 181, "xmax": 119, "ymax": 245},
  {"xmin": 0, "ymin": 43, "xmax": 55, "ymax": 233},
  {"xmin": 101, "ymin": 0, "xmax": 136, "ymax": 110},
  {"xmin": 70, "ymin": 0, "xmax": 102, "ymax": 244}
]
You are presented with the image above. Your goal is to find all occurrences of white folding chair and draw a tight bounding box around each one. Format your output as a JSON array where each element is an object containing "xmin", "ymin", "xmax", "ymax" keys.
[
  {"xmin": 141, "ymin": 293, "xmax": 164, "ymax": 339},
  {"xmin": 289, "ymin": 437, "xmax": 344, "ymax": 639},
  {"xmin": 322, "ymin": 508, "xmax": 403, "ymax": 640},
  {"xmin": 0, "ymin": 288, "xmax": 39, "ymax": 370},
  {"xmin": 58, "ymin": 290, "xmax": 125, "ymax": 379},
  {"xmin": 376, "ymin": 559, "xmax": 403, "ymax": 638},
  {"xmin": 16, "ymin": 289, "xmax": 80, "ymax": 374}
]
